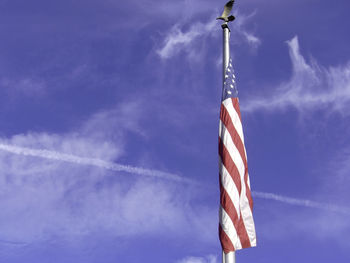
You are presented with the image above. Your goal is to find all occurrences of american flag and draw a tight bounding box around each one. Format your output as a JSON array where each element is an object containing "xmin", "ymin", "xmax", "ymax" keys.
[{"xmin": 218, "ymin": 59, "xmax": 256, "ymax": 252}]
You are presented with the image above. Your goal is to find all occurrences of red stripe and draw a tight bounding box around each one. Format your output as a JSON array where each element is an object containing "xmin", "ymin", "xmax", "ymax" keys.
[
  {"xmin": 245, "ymin": 169, "xmax": 253, "ymax": 210},
  {"xmin": 219, "ymin": 224, "xmax": 235, "ymax": 253},
  {"xmin": 220, "ymin": 181, "xmax": 239, "ymax": 227},
  {"xmin": 231, "ymin": 98, "xmax": 242, "ymax": 122},
  {"xmin": 230, "ymin": 99, "xmax": 253, "ymax": 209},
  {"xmin": 233, "ymin": 99, "xmax": 254, "ymax": 210},
  {"xmin": 220, "ymin": 102, "xmax": 247, "ymax": 167},
  {"xmin": 237, "ymin": 212, "xmax": 252, "ymax": 248},
  {"xmin": 219, "ymin": 137, "xmax": 241, "ymax": 194},
  {"xmin": 220, "ymin": 101, "xmax": 253, "ymax": 211},
  {"xmin": 219, "ymin": 179, "xmax": 251, "ymax": 248}
]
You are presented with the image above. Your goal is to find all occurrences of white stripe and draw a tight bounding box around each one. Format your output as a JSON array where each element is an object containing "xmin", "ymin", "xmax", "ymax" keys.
[
  {"xmin": 247, "ymin": 173, "xmax": 251, "ymax": 189},
  {"xmin": 239, "ymin": 176, "xmax": 256, "ymax": 246},
  {"xmin": 219, "ymin": 120, "xmax": 245, "ymax": 179},
  {"xmin": 219, "ymin": 206, "xmax": 242, "ymax": 250},
  {"xmin": 239, "ymin": 193, "xmax": 256, "ymax": 246},
  {"xmin": 219, "ymin": 157, "xmax": 240, "ymax": 217},
  {"xmin": 222, "ymin": 99, "xmax": 245, "ymax": 145},
  {"xmin": 222, "ymin": 99, "xmax": 248, "ymax": 161}
]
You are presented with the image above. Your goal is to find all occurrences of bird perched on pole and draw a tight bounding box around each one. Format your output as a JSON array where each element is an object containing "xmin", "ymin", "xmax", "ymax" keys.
[{"xmin": 217, "ymin": 0, "xmax": 236, "ymax": 22}]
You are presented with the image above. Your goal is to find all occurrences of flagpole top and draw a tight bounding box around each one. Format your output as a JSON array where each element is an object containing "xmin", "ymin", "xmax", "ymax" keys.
[
  {"xmin": 217, "ymin": 0, "xmax": 236, "ymax": 26},
  {"xmin": 221, "ymin": 23, "xmax": 230, "ymax": 31}
]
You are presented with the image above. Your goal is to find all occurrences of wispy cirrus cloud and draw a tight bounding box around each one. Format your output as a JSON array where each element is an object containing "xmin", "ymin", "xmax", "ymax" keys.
[
  {"xmin": 234, "ymin": 11, "xmax": 261, "ymax": 50},
  {"xmin": 175, "ymin": 255, "xmax": 218, "ymax": 263},
  {"xmin": 156, "ymin": 19, "xmax": 217, "ymax": 60},
  {"xmin": 157, "ymin": 12, "xmax": 260, "ymax": 60},
  {"xmin": 0, "ymin": 103, "xmax": 213, "ymax": 246},
  {"xmin": 242, "ymin": 36, "xmax": 350, "ymax": 114},
  {"xmin": 0, "ymin": 77, "xmax": 46, "ymax": 97}
]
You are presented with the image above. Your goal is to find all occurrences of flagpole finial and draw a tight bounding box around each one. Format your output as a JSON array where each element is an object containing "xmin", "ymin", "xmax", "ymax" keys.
[{"xmin": 217, "ymin": 0, "xmax": 236, "ymax": 25}]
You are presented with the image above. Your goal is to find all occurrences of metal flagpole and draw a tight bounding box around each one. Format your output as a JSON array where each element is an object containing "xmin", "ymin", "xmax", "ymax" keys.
[
  {"xmin": 221, "ymin": 22, "xmax": 236, "ymax": 263},
  {"xmin": 223, "ymin": 251, "xmax": 235, "ymax": 263},
  {"xmin": 222, "ymin": 23, "xmax": 230, "ymax": 90},
  {"xmin": 218, "ymin": 1, "xmax": 237, "ymax": 262}
]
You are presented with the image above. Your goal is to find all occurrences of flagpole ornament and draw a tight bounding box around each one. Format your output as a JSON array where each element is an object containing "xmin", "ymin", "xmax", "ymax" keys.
[{"xmin": 217, "ymin": 0, "xmax": 236, "ymax": 23}]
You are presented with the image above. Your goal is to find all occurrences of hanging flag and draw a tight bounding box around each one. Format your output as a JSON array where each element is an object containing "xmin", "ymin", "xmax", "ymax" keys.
[{"xmin": 218, "ymin": 59, "xmax": 256, "ymax": 253}]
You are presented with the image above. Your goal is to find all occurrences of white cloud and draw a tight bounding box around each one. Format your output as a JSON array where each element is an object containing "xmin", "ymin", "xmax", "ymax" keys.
[
  {"xmin": 0, "ymin": 77, "xmax": 47, "ymax": 98},
  {"xmin": 176, "ymin": 255, "xmax": 218, "ymax": 263},
  {"xmin": 0, "ymin": 102, "xmax": 214, "ymax": 246},
  {"xmin": 257, "ymin": 199, "xmax": 350, "ymax": 247},
  {"xmin": 0, "ymin": 145, "xmax": 214, "ymax": 244},
  {"xmin": 157, "ymin": 12, "xmax": 260, "ymax": 60},
  {"xmin": 157, "ymin": 19, "xmax": 216, "ymax": 59},
  {"xmin": 235, "ymin": 35, "xmax": 350, "ymax": 248},
  {"xmin": 242, "ymin": 36, "xmax": 350, "ymax": 114},
  {"xmin": 243, "ymin": 31, "xmax": 261, "ymax": 49},
  {"xmin": 235, "ymin": 11, "xmax": 261, "ymax": 50}
]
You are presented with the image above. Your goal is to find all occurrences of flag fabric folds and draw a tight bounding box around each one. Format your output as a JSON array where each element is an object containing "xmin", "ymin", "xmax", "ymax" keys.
[{"xmin": 218, "ymin": 59, "xmax": 256, "ymax": 253}]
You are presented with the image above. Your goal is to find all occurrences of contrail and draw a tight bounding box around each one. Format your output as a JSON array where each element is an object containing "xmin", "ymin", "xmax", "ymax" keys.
[
  {"xmin": 252, "ymin": 191, "xmax": 350, "ymax": 215},
  {"xmin": 0, "ymin": 143, "xmax": 191, "ymax": 183},
  {"xmin": 0, "ymin": 143, "xmax": 347, "ymax": 213}
]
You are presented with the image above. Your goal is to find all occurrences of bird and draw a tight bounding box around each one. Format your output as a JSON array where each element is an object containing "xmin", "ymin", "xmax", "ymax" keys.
[{"xmin": 217, "ymin": 0, "xmax": 236, "ymax": 22}]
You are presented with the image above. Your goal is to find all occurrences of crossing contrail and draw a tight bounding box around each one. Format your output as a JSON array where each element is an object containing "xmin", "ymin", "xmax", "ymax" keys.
[
  {"xmin": 0, "ymin": 143, "xmax": 347, "ymax": 214},
  {"xmin": 252, "ymin": 191, "xmax": 350, "ymax": 215},
  {"xmin": 0, "ymin": 143, "xmax": 190, "ymax": 183}
]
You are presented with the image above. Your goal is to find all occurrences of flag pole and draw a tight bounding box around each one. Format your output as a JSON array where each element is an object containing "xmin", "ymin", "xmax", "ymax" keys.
[
  {"xmin": 221, "ymin": 22, "xmax": 236, "ymax": 263},
  {"xmin": 222, "ymin": 23, "xmax": 230, "ymax": 87},
  {"xmin": 222, "ymin": 251, "xmax": 235, "ymax": 263}
]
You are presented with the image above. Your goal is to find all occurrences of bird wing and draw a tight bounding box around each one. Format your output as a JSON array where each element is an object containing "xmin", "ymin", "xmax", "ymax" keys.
[{"xmin": 220, "ymin": 0, "xmax": 235, "ymax": 18}]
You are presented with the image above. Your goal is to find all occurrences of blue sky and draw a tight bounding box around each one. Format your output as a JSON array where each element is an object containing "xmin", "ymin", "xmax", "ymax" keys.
[{"xmin": 0, "ymin": 0, "xmax": 350, "ymax": 262}]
